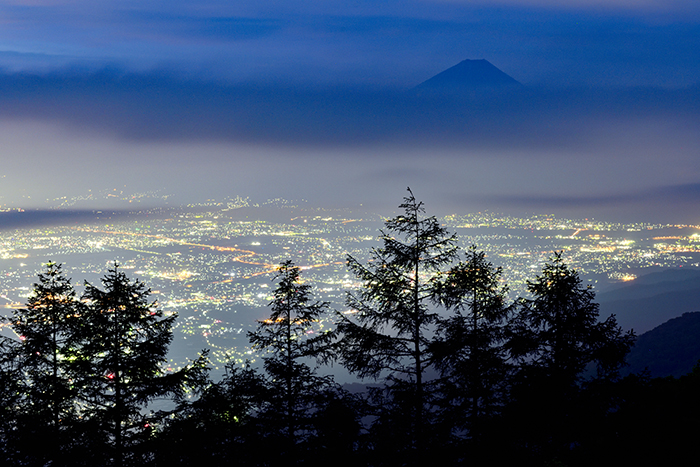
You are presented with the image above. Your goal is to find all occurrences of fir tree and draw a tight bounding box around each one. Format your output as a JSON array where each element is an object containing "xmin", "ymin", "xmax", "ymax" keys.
[
  {"xmin": 505, "ymin": 252, "xmax": 634, "ymax": 464},
  {"xmin": 13, "ymin": 263, "xmax": 79, "ymax": 426},
  {"xmin": 5, "ymin": 262, "xmax": 82, "ymax": 465},
  {"xmin": 247, "ymin": 260, "xmax": 337, "ymax": 459},
  {"xmin": 510, "ymin": 252, "xmax": 633, "ymax": 385},
  {"xmin": 74, "ymin": 264, "xmax": 207, "ymax": 467},
  {"xmin": 433, "ymin": 246, "xmax": 512, "ymax": 445},
  {"xmin": 335, "ymin": 188, "xmax": 458, "ymax": 461}
]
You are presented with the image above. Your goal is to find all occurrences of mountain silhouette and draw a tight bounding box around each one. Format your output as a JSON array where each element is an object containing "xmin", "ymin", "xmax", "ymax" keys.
[
  {"xmin": 413, "ymin": 59, "xmax": 521, "ymax": 93},
  {"xmin": 625, "ymin": 312, "xmax": 700, "ymax": 378}
]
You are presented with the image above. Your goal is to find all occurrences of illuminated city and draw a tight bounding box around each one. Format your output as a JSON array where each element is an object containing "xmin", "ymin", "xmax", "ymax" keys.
[{"xmin": 2, "ymin": 196, "xmax": 699, "ymax": 374}]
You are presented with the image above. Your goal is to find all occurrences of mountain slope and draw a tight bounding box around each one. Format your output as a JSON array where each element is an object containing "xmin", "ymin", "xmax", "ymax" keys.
[
  {"xmin": 596, "ymin": 268, "xmax": 700, "ymax": 334},
  {"xmin": 625, "ymin": 312, "xmax": 700, "ymax": 378},
  {"xmin": 413, "ymin": 59, "xmax": 520, "ymax": 93}
]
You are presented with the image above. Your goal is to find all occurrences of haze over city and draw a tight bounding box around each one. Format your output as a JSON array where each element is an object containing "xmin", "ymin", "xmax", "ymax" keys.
[{"xmin": 0, "ymin": 0, "xmax": 699, "ymax": 224}]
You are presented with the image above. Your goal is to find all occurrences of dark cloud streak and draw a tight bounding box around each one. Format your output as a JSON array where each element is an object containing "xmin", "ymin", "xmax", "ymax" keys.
[
  {"xmin": 1, "ymin": 70, "xmax": 698, "ymax": 152},
  {"xmin": 475, "ymin": 183, "xmax": 700, "ymax": 223}
]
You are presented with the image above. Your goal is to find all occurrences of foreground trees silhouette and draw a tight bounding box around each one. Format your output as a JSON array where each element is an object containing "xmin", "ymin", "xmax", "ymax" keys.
[
  {"xmin": 248, "ymin": 260, "xmax": 330, "ymax": 445},
  {"xmin": 156, "ymin": 260, "xmax": 360, "ymax": 467},
  {"xmin": 248, "ymin": 260, "xmax": 354, "ymax": 463},
  {"xmin": 332, "ymin": 191, "xmax": 636, "ymax": 466},
  {"xmin": 153, "ymin": 362, "xmax": 268, "ymax": 466},
  {"xmin": 5, "ymin": 263, "xmax": 81, "ymax": 464},
  {"xmin": 510, "ymin": 252, "xmax": 634, "ymax": 385},
  {"xmin": 504, "ymin": 252, "xmax": 635, "ymax": 465},
  {"xmin": 0, "ymin": 263, "xmax": 207, "ymax": 466}
]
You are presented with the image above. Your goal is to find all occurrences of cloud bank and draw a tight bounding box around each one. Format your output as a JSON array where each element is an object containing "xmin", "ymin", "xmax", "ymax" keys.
[{"xmin": 0, "ymin": 70, "xmax": 698, "ymax": 223}]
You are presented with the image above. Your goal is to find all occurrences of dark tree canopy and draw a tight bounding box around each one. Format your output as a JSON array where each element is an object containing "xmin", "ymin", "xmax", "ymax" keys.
[
  {"xmin": 510, "ymin": 252, "xmax": 634, "ymax": 385},
  {"xmin": 1, "ymin": 263, "xmax": 209, "ymax": 466},
  {"xmin": 338, "ymin": 189, "xmax": 457, "ymax": 379},
  {"xmin": 13, "ymin": 262, "xmax": 78, "ymax": 418},
  {"xmin": 154, "ymin": 362, "xmax": 268, "ymax": 467},
  {"xmin": 504, "ymin": 252, "xmax": 635, "ymax": 465},
  {"xmin": 249, "ymin": 260, "xmax": 332, "ymax": 368},
  {"xmin": 3, "ymin": 262, "xmax": 82, "ymax": 465},
  {"xmin": 0, "ymin": 194, "xmax": 673, "ymax": 467}
]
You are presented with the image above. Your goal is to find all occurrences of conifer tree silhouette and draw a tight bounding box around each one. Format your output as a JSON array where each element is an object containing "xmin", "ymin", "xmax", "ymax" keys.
[
  {"xmin": 433, "ymin": 246, "xmax": 512, "ymax": 446},
  {"xmin": 510, "ymin": 252, "xmax": 633, "ymax": 386},
  {"xmin": 5, "ymin": 262, "xmax": 82, "ymax": 465},
  {"xmin": 505, "ymin": 252, "xmax": 634, "ymax": 464},
  {"xmin": 248, "ymin": 260, "xmax": 338, "ymax": 461},
  {"xmin": 74, "ymin": 264, "xmax": 207, "ymax": 467},
  {"xmin": 336, "ymin": 188, "xmax": 458, "ymax": 462}
]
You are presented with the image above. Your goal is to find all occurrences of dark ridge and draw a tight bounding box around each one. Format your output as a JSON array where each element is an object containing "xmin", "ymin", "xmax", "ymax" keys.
[
  {"xmin": 413, "ymin": 59, "xmax": 521, "ymax": 92},
  {"xmin": 625, "ymin": 312, "xmax": 700, "ymax": 378},
  {"xmin": 597, "ymin": 268, "xmax": 700, "ymax": 334}
]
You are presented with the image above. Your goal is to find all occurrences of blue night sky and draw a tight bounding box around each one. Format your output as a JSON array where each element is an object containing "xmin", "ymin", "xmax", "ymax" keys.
[{"xmin": 0, "ymin": 0, "xmax": 699, "ymax": 222}]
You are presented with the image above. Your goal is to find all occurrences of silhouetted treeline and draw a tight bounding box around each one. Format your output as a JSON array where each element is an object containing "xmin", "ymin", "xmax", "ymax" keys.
[{"xmin": 2, "ymin": 190, "xmax": 699, "ymax": 466}]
